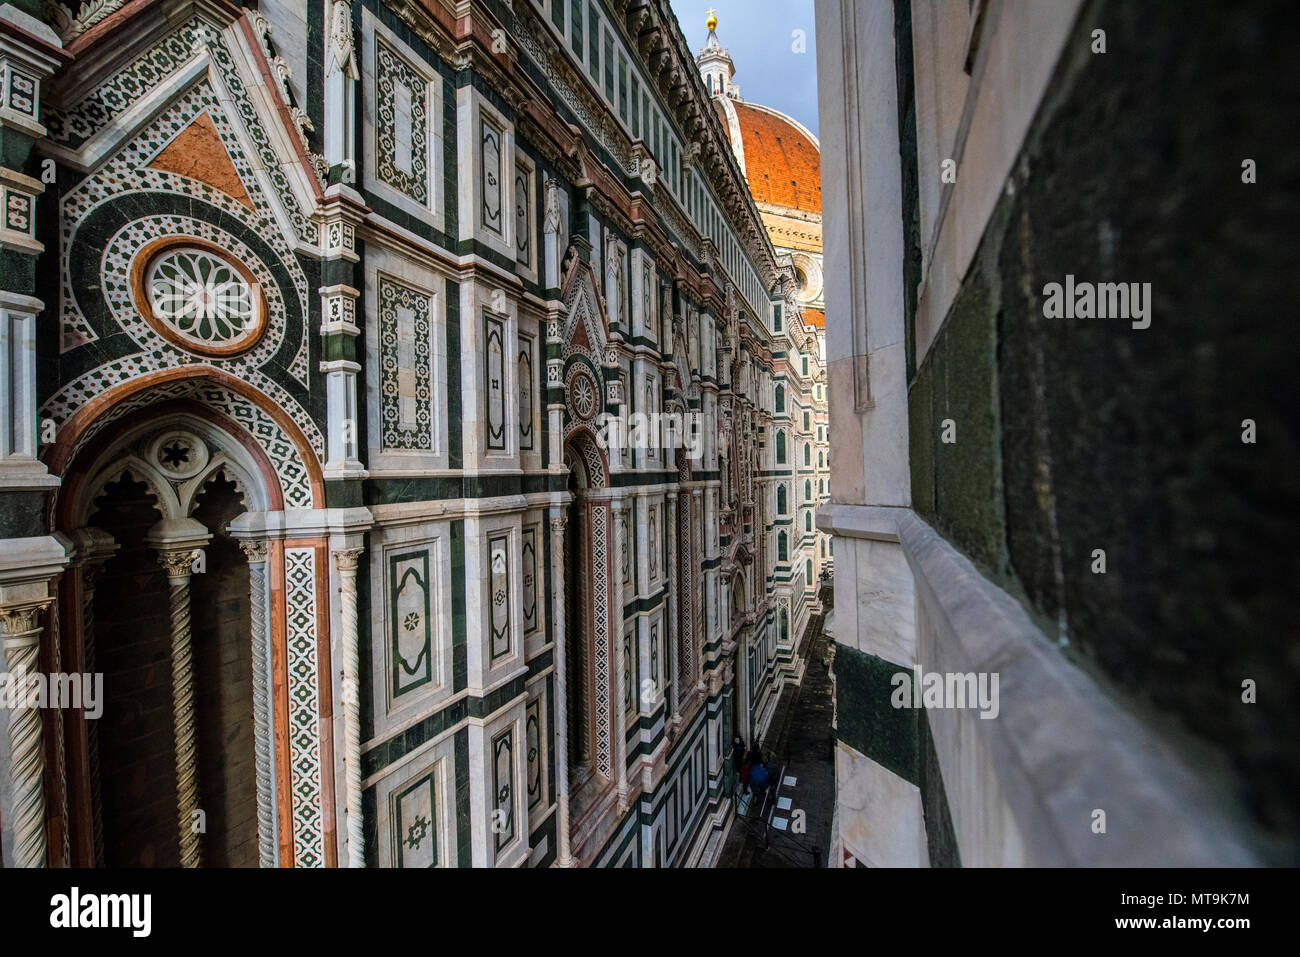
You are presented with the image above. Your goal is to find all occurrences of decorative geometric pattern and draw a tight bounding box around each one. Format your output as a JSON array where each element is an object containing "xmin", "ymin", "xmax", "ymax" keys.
[
  {"xmin": 389, "ymin": 550, "xmax": 433, "ymax": 697},
  {"xmin": 651, "ymin": 621, "xmax": 661, "ymax": 694},
  {"xmin": 285, "ymin": 547, "xmax": 325, "ymax": 868},
  {"xmin": 521, "ymin": 526, "xmax": 538, "ymax": 635},
  {"xmin": 518, "ymin": 337, "xmax": 534, "ymax": 450},
  {"xmin": 567, "ymin": 365, "xmax": 598, "ymax": 422},
  {"xmin": 75, "ymin": 212, "xmax": 302, "ymax": 387},
  {"xmin": 624, "ymin": 625, "xmax": 635, "ymax": 717},
  {"xmin": 565, "ymin": 430, "xmax": 606, "ymax": 490},
  {"xmin": 526, "ymin": 698, "xmax": 542, "ymax": 809},
  {"xmin": 5, "ymin": 189, "xmax": 33, "ymax": 234},
  {"xmin": 484, "ymin": 315, "xmax": 506, "ymax": 451},
  {"xmin": 678, "ymin": 495, "xmax": 695, "ymax": 701},
  {"xmin": 648, "ymin": 506, "xmax": 658, "ymax": 581},
  {"xmin": 58, "ymin": 79, "xmax": 309, "ymax": 353},
  {"xmin": 492, "ymin": 729, "xmax": 514, "ymax": 852},
  {"xmin": 45, "ymin": 16, "xmax": 313, "ymax": 242},
  {"xmin": 375, "ymin": 38, "xmax": 429, "ymax": 204},
  {"xmin": 591, "ymin": 504, "xmax": 611, "ymax": 779},
  {"xmin": 480, "ymin": 117, "xmax": 503, "ymax": 234},
  {"xmin": 620, "ymin": 513, "xmax": 630, "ymax": 586},
  {"xmin": 377, "ymin": 277, "xmax": 434, "ymax": 451},
  {"xmin": 146, "ymin": 247, "xmax": 257, "ymax": 346},
  {"xmin": 488, "ymin": 534, "xmax": 511, "ymax": 661},
  {"xmin": 514, "ymin": 162, "xmax": 532, "ymax": 268},
  {"xmin": 393, "ymin": 771, "xmax": 437, "ymax": 868},
  {"xmin": 5, "ymin": 66, "xmax": 36, "ymax": 118},
  {"xmin": 41, "ymin": 359, "xmax": 320, "ymax": 508}
]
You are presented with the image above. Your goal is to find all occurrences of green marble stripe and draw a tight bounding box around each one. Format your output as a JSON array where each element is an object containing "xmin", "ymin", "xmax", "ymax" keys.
[
  {"xmin": 362, "ymin": 472, "xmax": 564, "ymax": 505},
  {"xmin": 832, "ymin": 643, "xmax": 921, "ymax": 786},
  {"xmin": 451, "ymin": 519, "xmax": 467, "ymax": 693},
  {"xmin": 527, "ymin": 647, "xmax": 554, "ymax": 677},
  {"xmin": 455, "ymin": 727, "xmax": 471, "ymax": 866},
  {"xmin": 446, "ymin": 277, "xmax": 462, "ymax": 470}
]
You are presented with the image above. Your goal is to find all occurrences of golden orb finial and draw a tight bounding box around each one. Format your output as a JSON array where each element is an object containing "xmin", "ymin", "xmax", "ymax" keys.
[{"xmin": 706, "ymin": 9, "xmax": 717, "ymax": 31}]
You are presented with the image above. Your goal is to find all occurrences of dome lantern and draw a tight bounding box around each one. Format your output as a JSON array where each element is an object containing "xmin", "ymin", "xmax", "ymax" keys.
[{"xmin": 696, "ymin": 9, "xmax": 738, "ymax": 98}]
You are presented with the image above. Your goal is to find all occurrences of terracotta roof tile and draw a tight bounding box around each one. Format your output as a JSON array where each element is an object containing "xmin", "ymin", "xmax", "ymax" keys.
[{"xmin": 732, "ymin": 101, "xmax": 821, "ymax": 214}]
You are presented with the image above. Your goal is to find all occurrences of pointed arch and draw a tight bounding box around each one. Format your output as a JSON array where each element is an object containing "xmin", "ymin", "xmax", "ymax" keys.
[{"xmin": 47, "ymin": 366, "xmax": 324, "ymax": 528}]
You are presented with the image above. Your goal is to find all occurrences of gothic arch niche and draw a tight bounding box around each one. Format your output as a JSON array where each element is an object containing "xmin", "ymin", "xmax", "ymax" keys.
[
  {"xmin": 54, "ymin": 399, "xmax": 327, "ymax": 867},
  {"xmin": 562, "ymin": 429, "xmax": 613, "ymax": 820},
  {"xmin": 730, "ymin": 570, "xmax": 747, "ymax": 630}
]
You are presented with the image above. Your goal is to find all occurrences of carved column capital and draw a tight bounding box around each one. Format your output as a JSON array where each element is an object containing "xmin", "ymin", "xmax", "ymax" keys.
[
  {"xmin": 0, "ymin": 597, "xmax": 51, "ymax": 647},
  {"xmin": 156, "ymin": 550, "xmax": 200, "ymax": 579},
  {"xmin": 333, "ymin": 547, "xmax": 365, "ymax": 573},
  {"xmin": 238, "ymin": 539, "xmax": 270, "ymax": 564}
]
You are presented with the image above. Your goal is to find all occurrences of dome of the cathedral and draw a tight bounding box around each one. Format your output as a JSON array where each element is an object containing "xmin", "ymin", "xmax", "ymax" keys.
[{"xmin": 715, "ymin": 99, "xmax": 821, "ymax": 215}]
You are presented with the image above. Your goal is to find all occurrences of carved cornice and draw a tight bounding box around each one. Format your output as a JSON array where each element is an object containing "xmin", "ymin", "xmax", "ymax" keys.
[{"xmin": 45, "ymin": 0, "xmax": 128, "ymax": 44}]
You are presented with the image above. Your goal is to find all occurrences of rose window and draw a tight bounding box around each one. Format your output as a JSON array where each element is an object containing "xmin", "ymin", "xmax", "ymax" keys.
[
  {"xmin": 145, "ymin": 247, "xmax": 263, "ymax": 354},
  {"xmin": 570, "ymin": 372, "xmax": 597, "ymax": 420}
]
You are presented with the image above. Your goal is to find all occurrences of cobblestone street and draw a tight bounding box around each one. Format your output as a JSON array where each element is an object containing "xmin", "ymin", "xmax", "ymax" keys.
[{"xmin": 719, "ymin": 601, "xmax": 835, "ymax": 868}]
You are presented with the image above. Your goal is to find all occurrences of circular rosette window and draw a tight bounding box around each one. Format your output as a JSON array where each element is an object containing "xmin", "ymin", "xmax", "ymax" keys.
[
  {"xmin": 133, "ymin": 238, "xmax": 266, "ymax": 357},
  {"xmin": 567, "ymin": 366, "xmax": 600, "ymax": 422}
]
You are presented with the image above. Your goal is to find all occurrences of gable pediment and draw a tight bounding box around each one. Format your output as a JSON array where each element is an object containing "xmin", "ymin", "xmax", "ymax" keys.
[
  {"xmin": 561, "ymin": 257, "xmax": 609, "ymax": 360},
  {"xmin": 43, "ymin": 2, "xmax": 320, "ymax": 245}
]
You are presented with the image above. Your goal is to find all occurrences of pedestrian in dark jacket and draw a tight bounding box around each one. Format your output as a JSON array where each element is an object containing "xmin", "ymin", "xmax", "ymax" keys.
[{"xmin": 749, "ymin": 762, "xmax": 770, "ymax": 804}]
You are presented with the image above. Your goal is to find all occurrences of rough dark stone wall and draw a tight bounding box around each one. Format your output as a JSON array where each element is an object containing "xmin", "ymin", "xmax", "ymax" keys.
[
  {"xmin": 911, "ymin": 0, "xmax": 1300, "ymax": 846},
  {"xmin": 920, "ymin": 721, "xmax": 960, "ymax": 868},
  {"xmin": 90, "ymin": 475, "xmax": 177, "ymax": 868},
  {"xmin": 191, "ymin": 474, "xmax": 257, "ymax": 867}
]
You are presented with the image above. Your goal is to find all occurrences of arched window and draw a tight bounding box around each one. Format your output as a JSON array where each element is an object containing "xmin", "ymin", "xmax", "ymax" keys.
[
  {"xmin": 775, "ymin": 430, "xmax": 787, "ymax": 464},
  {"xmin": 806, "ymin": 559, "xmax": 813, "ymax": 581},
  {"xmin": 774, "ymin": 384, "xmax": 785, "ymax": 414},
  {"xmin": 777, "ymin": 484, "xmax": 787, "ymax": 514},
  {"xmin": 803, "ymin": 443, "xmax": 811, "ymax": 467},
  {"xmin": 804, "ymin": 479, "xmax": 812, "ymax": 501},
  {"xmin": 818, "ymin": 450, "xmax": 824, "ymax": 468},
  {"xmin": 805, "ymin": 511, "xmax": 812, "ymax": 532},
  {"xmin": 778, "ymin": 531, "xmax": 788, "ymax": 562}
]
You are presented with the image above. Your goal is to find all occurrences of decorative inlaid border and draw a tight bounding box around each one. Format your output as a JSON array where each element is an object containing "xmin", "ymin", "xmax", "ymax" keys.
[
  {"xmin": 591, "ymin": 503, "xmax": 611, "ymax": 779},
  {"xmin": 285, "ymin": 546, "xmax": 325, "ymax": 868}
]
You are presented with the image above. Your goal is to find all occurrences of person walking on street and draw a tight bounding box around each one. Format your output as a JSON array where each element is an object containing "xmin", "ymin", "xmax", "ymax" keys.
[{"xmin": 749, "ymin": 761, "xmax": 770, "ymax": 809}]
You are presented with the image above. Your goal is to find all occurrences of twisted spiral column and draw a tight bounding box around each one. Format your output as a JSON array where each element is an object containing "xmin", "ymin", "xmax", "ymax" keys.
[
  {"xmin": 666, "ymin": 494, "xmax": 681, "ymax": 728},
  {"xmin": 157, "ymin": 549, "xmax": 203, "ymax": 868},
  {"xmin": 46, "ymin": 590, "xmax": 70, "ymax": 867},
  {"xmin": 2, "ymin": 599, "xmax": 51, "ymax": 867},
  {"xmin": 610, "ymin": 499, "xmax": 628, "ymax": 811},
  {"xmin": 334, "ymin": 547, "xmax": 365, "ymax": 868},
  {"xmin": 238, "ymin": 540, "xmax": 275, "ymax": 868},
  {"xmin": 548, "ymin": 509, "xmax": 572, "ymax": 867},
  {"xmin": 692, "ymin": 488, "xmax": 705, "ymax": 693}
]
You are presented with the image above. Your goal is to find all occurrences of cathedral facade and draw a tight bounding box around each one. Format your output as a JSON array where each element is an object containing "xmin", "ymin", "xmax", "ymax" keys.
[
  {"xmin": 0, "ymin": 0, "xmax": 814, "ymax": 868},
  {"xmin": 696, "ymin": 13, "xmax": 831, "ymax": 626}
]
